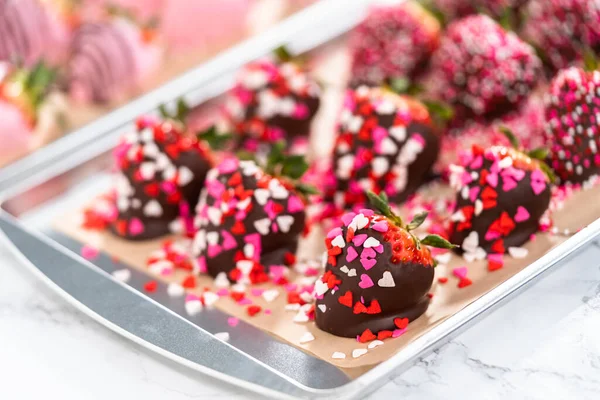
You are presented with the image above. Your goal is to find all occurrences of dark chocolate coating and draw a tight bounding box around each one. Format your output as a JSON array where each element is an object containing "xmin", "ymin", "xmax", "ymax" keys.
[
  {"xmin": 195, "ymin": 160, "xmax": 306, "ymax": 280},
  {"xmin": 315, "ymin": 227, "xmax": 434, "ymax": 338},
  {"xmin": 110, "ymin": 122, "xmax": 212, "ymax": 240},
  {"xmin": 450, "ymin": 153, "xmax": 551, "ymax": 253}
]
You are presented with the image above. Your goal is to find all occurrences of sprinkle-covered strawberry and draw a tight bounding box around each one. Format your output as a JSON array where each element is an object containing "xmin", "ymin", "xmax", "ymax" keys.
[
  {"xmin": 110, "ymin": 110, "xmax": 213, "ymax": 240},
  {"xmin": 349, "ymin": 1, "xmax": 441, "ymax": 87},
  {"xmin": 543, "ymin": 67, "xmax": 600, "ymax": 185},
  {"xmin": 324, "ymin": 86, "xmax": 440, "ymax": 215},
  {"xmin": 523, "ymin": 0, "xmax": 600, "ymax": 72},
  {"xmin": 0, "ymin": 62, "xmax": 58, "ymax": 157},
  {"xmin": 222, "ymin": 55, "xmax": 321, "ymax": 155},
  {"xmin": 314, "ymin": 191, "xmax": 455, "ymax": 338},
  {"xmin": 192, "ymin": 144, "xmax": 316, "ymax": 284},
  {"xmin": 428, "ymin": 14, "xmax": 541, "ymax": 118},
  {"xmin": 448, "ymin": 131, "xmax": 553, "ymax": 258}
]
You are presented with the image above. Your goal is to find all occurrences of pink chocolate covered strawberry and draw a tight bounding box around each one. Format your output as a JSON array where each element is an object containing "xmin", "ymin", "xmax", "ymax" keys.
[
  {"xmin": 314, "ymin": 191, "xmax": 455, "ymax": 338},
  {"xmin": 448, "ymin": 132, "xmax": 553, "ymax": 259},
  {"xmin": 222, "ymin": 55, "xmax": 321, "ymax": 155},
  {"xmin": 543, "ymin": 67, "xmax": 600, "ymax": 185},
  {"xmin": 324, "ymin": 86, "xmax": 441, "ymax": 215},
  {"xmin": 192, "ymin": 144, "xmax": 316, "ymax": 284},
  {"xmin": 110, "ymin": 109, "xmax": 213, "ymax": 240},
  {"xmin": 349, "ymin": 1, "xmax": 441, "ymax": 87},
  {"xmin": 428, "ymin": 14, "xmax": 541, "ymax": 118}
]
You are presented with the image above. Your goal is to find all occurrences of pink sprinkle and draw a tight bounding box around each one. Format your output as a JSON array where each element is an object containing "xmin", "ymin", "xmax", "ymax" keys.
[
  {"xmin": 341, "ymin": 212, "xmax": 356, "ymax": 226},
  {"xmin": 358, "ymin": 274, "xmax": 374, "ymax": 289},
  {"xmin": 360, "ymin": 248, "xmax": 376, "ymax": 259},
  {"xmin": 488, "ymin": 253, "xmax": 504, "ymax": 264},
  {"xmin": 238, "ymin": 298, "xmax": 252, "ymax": 305},
  {"xmin": 185, "ymin": 294, "xmax": 200, "ymax": 302},
  {"xmin": 218, "ymin": 157, "xmax": 239, "ymax": 174},
  {"xmin": 227, "ymin": 317, "xmax": 239, "ymax": 327},
  {"xmin": 287, "ymin": 195, "xmax": 305, "ymax": 213},
  {"xmin": 372, "ymin": 221, "xmax": 389, "ymax": 232},
  {"xmin": 352, "ymin": 234, "xmax": 367, "ymax": 246},
  {"xmin": 129, "ymin": 218, "xmax": 144, "ymax": 235},
  {"xmin": 216, "ymin": 288, "xmax": 229, "ymax": 296},
  {"xmin": 373, "ymin": 244, "xmax": 384, "ymax": 254},
  {"xmin": 81, "ymin": 244, "xmax": 99, "ymax": 260},
  {"xmin": 264, "ymin": 309, "xmax": 272, "ymax": 315},
  {"xmin": 514, "ymin": 206, "xmax": 530, "ymax": 223},
  {"xmin": 284, "ymin": 283, "xmax": 298, "ymax": 292},
  {"xmin": 452, "ymin": 267, "xmax": 468, "ymax": 279},
  {"xmin": 360, "ymin": 258, "xmax": 377, "ymax": 270},
  {"xmin": 197, "ymin": 256, "xmax": 208, "ymax": 274},
  {"xmin": 346, "ymin": 246, "xmax": 359, "ymax": 262},
  {"xmin": 327, "ymin": 227, "xmax": 343, "ymax": 239},
  {"xmin": 251, "ymin": 288, "xmax": 265, "ymax": 296},
  {"xmin": 305, "ymin": 268, "xmax": 319, "ymax": 277},
  {"xmin": 392, "ymin": 328, "xmax": 407, "ymax": 338},
  {"xmin": 358, "ymin": 209, "xmax": 374, "ymax": 217}
]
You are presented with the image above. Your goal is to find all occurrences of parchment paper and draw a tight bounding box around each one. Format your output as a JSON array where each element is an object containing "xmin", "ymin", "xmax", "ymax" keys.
[{"xmin": 52, "ymin": 36, "xmax": 600, "ymax": 373}]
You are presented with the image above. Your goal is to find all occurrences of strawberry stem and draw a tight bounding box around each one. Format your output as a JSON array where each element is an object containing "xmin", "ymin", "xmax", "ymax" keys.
[
  {"xmin": 264, "ymin": 141, "xmax": 319, "ymax": 197},
  {"xmin": 196, "ymin": 125, "xmax": 233, "ymax": 150},
  {"xmin": 158, "ymin": 98, "xmax": 190, "ymax": 126}
]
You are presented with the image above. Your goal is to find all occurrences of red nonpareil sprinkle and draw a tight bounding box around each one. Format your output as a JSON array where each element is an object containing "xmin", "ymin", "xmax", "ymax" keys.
[
  {"xmin": 247, "ymin": 305, "xmax": 262, "ymax": 317},
  {"xmin": 144, "ymin": 280, "xmax": 158, "ymax": 292},
  {"xmin": 458, "ymin": 278, "xmax": 473, "ymax": 288},
  {"xmin": 438, "ymin": 277, "xmax": 448, "ymax": 284},
  {"xmin": 359, "ymin": 329, "xmax": 377, "ymax": 343},
  {"xmin": 181, "ymin": 275, "xmax": 196, "ymax": 289}
]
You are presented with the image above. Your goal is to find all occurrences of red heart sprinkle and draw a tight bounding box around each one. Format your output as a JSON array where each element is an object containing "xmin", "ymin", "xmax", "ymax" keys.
[
  {"xmin": 438, "ymin": 277, "xmax": 448, "ymax": 284},
  {"xmin": 247, "ymin": 305, "xmax": 261, "ymax": 317},
  {"xmin": 337, "ymin": 291, "xmax": 353, "ymax": 308},
  {"xmin": 181, "ymin": 275, "xmax": 196, "ymax": 289},
  {"xmin": 143, "ymin": 280, "xmax": 157, "ymax": 292},
  {"xmin": 377, "ymin": 330, "xmax": 393, "ymax": 340},
  {"xmin": 458, "ymin": 278, "xmax": 473, "ymax": 288},
  {"xmin": 394, "ymin": 317, "xmax": 409, "ymax": 329},
  {"xmin": 491, "ymin": 239, "xmax": 505, "ymax": 254},
  {"xmin": 366, "ymin": 299, "xmax": 381, "ymax": 314},
  {"xmin": 488, "ymin": 260, "xmax": 503, "ymax": 271},
  {"xmin": 231, "ymin": 291, "xmax": 245, "ymax": 302},
  {"xmin": 353, "ymin": 301, "xmax": 368, "ymax": 315},
  {"xmin": 359, "ymin": 329, "xmax": 376, "ymax": 343}
]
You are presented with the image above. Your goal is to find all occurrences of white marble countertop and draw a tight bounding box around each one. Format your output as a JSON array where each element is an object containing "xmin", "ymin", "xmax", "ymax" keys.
[{"xmin": 2, "ymin": 238, "xmax": 600, "ymax": 400}]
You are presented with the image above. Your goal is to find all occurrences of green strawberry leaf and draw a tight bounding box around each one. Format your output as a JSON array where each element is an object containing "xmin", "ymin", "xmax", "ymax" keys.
[
  {"xmin": 158, "ymin": 98, "xmax": 190, "ymax": 125},
  {"xmin": 527, "ymin": 147, "xmax": 549, "ymax": 161},
  {"xmin": 406, "ymin": 211, "xmax": 429, "ymax": 231},
  {"xmin": 420, "ymin": 234, "xmax": 458, "ymax": 249},
  {"xmin": 423, "ymin": 100, "xmax": 454, "ymax": 127},
  {"xmin": 294, "ymin": 182, "xmax": 320, "ymax": 197},
  {"xmin": 281, "ymin": 155, "xmax": 309, "ymax": 180},
  {"xmin": 498, "ymin": 126, "xmax": 520, "ymax": 149},
  {"xmin": 196, "ymin": 126, "xmax": 233, "ymax": 150},
  {"xmin": 273, "ymin": 45, "xmax": 294, "ymax": 63}
]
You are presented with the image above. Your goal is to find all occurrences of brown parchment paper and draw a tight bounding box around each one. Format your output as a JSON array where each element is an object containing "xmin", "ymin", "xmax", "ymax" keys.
[{"xmin": 52, "ymin": 35, "xmax": 600, "ymax": 374}]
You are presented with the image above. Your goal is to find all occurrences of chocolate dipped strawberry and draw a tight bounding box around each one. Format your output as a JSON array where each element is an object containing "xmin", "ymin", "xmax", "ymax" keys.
[
  {"xmin": 543, "ymin": 67, "xmax": 600, "ymax": 185},
  {"xmin": 314, "ymin": 191, "xmax": 455, "ymax": 338},
  {"xmin": 110, "ymin": 106, "xmax": 213, "ymax": 240},
  {"xmin": 324, "ymin": 86, "xmax": 441, "ymax": 214},
  {"xmin": 448, "ymin": 130, "xmax": 553, "ymax": 258},
  {"xmin": 222, "ymin": 51, "xmax": 321, "ymax": 155},
  {"xmin": 192, "ymin": 143, "xmax": 316, "ymax": 284}
]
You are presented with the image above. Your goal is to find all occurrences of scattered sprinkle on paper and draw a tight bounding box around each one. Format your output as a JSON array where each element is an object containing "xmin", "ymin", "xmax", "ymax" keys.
[
  {"xmin": 299, "ymin": 332, "xmax": 315, "ymax": 344},
  {"xmin": 81, "ymin": 244, "xmax": 99, "ymax": 260},
  {"xmin": 214, "ymin": 332, "xmax": 230, "ymax": 342},
  {"xmin": 111, "ymin": 269, "xmax": 131, "ymax": 283},
  {"xmin": 332, "ymin": 352, "xmax": 346, "ymax": 359},
  {"xmin": 508, "ymin": 246, "xmax": 528, "ymax": 259},
  {"xmin": 352, "ymin": 349, "xmax": 368, "ymax": 358},
  {"xmin": 227, "ymin": 317, "xmax": 239, "ymax": 327},
  {"xmin": 368, "ymin": 340, "xmax": 384, "ymax": 349},
  {"xmin": 167, "ymin": 283, "xmax": 184, "ymax": 297},
  {"xmin": 185, "ymin": 300, "xmax": 203, "ymax": 316}
]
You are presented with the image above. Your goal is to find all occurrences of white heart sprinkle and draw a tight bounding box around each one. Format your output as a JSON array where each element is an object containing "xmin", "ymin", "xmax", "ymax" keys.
[
  {"xmin": 474, "ymin": 199, "xmax": 483, "ymax": 216},
  {"xmin": 300, "ymin": 292, "xmax": 314, "ymax": 304},
  {"xmin": 236, "ymin": 260, "xmax": 254, "ymax": 275},
  {"xmin": 185, "ymin": 300, "xmax": 203, "ymax": 316},
  {"xmin": 139, "ymin": 162, "xmax": 156, "ymax": 180},
  {"xmin": 112, "ymin": 269, "xmax": 131, "ymax": 283},
  {"xmin": 178, "ymin": 166, "xmax": 194, "ymax": 186},
  {"xmin": 206, "ymin": 231, "xmax": 219, "ymax": 246},
  {"xmin": 214, "ymin": 272, "xmax": 230, "ymax": 288},
  {"xmin": 285, "ymin": 304, "xmax": 301, "ymax": 311},
  {"xmin": 372, "ymin": 157, "xmax": 389, "ymax": 177},
  {"xmin": 348, "ymin": 269, "xmax": 357, "ymax": 277},
  {"xmin": 508, "ymin": 247, "xmax": 529, "ymax": 259},
  {"xmin": 332, "ymin": 352, "xmax": 346, "ymax": 360},
  {"xmin": 143, "ymin": 199, "xmax": 163, "ymax": 217},
  {"xmin": 352, "ymin": 349, "xmax": 368, "ymax": 358},
  {"xmin": 377, "ymin": 271, "xmax": 395, "ymax": 288},
  {"xmin": 214, "ymin": 332, "xmax": 230, "ymax": 342},
  {"xmin": 331, "ymin": 235, "xmax": 346, "ymax": 248},
  {"xmin": 203, "ymin": 292, "xmax": 219, "ymax": 307},
  {"xmin": 254, "ymin": 189, "xmax": 270, "ymax": 205},
  {"xmin": 269, "ymin": 179, "xmax": 289, "ymax": 199},
  {"xmin": 340, "ymin": 265, "xmax": 349, "ymax": 274},
  {"xmin": 243, "ymin": 243, "xmax": 255, "ymax": 258},
  {"xmin": 293, "ymin": 311, "xmax": 309, "ymax": 323},
  {"xmin": 368, "ymin": 340, "xmax": 384, "ymax": 349},
  {"xmin": 363, "ymin": 237, "xmax": 380, "ymax": 248},
  {"xmin": 254, "ymin": 218, "xmax": 271, "ymax": 235},
  {"xmin": 389, "ymin": 126, "xmax": 406, "ymax": 142},
  {"xmin": 276, "ymin": 215, "xmax": 294, "ymax": 233},
  {"xmin": 207, "ymin": 207, "xmax": 222, "ymax": 226},
  {"xmin": 351, "ymin": 214, "xmax": 369, "ymax": 230},
  {"xmin": 299, "ymin": 332, "xmax": 315, "ymax": 344},
  {"xmin": 379, "ymin": 137, "xmax": 398, "ymax": 155},
  {"xmin": 313, "ymin": 280, "xmax": 329, "ymax": 296},
  {"xmin": 167, "ymin": 283, "xmax": 185, "ymax": 297},
  {"xmin": 318, "ymin": 304, "xmax": 327, "ymax": 313},
  {"xmin": 262, "ymin": 289, "xmax": 280, "ymax": 303},
  {"xmin": 462, "ymin": 231, "xmax": 479, "ymax": 252}
]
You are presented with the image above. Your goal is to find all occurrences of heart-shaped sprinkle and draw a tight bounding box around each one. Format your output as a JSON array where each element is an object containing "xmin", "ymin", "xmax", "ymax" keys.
[
  {"xmin": 338, "ymin": 290, "xmax": 353, "ymax": 307},
  {"xmin": 254, "ymin": 218, "xmax": 271, "ymax": 235},
  {"xmin": 346, "ymin": 246, "xmax": 359, "ymax": 262},
  {"xmin": 221, "ymin": 230, "xmax": 237, "ymax": 250},
  {"xmin": 262, "ymin": 289, "xmax": 280, "ymax": 302},
  {"xmin": 227, "ymin": 317, "xmax": 239, "ymax": 327},
  {"xmin": 203, "ymin": 292, "xmax": 219, "ymax": 307},
  {"xmin": 458, "ymin": 278, "xmax": 473, "ymax": 288},
  {"xmin": 185, "ymin": 300, "xmax": 203, "ymax": 316},
  {"xmin": 363, "ymin": 237, "xmax": 380, "ymax": 248},
  {"xmin": 360, "ymin": 258, "xmax": 377, "ymax": 270},
  {"xmin": 452, "ymin": 266, "xmax": 468, "ymax": 279},
  {"xmin": 508, "ymin": 246, "xmax": 528, "ymax": 259},
  {"xmin": 332, "ymin": 352, "xmax": 346, "ymax": 359},
  {"xmin": 351, "ymin": 214, "xmax": 369, "ymax": 230},
  {"xmin": 352, "ymin": 349, "xmax": 368, "ymax": 358},
  {"xmin": 331, "ymin": 235, "xmax": 346, "ymax": 248},
  {"xmin": 214, "ymin": 332, "xmax": 230, "ymax": 342},
  {"xmin": 394, "ymin": 317, "xmax": 409, "ymax": 329},
  {"xmin": 348, "ymin": 268, "xmax": 357, "ymax": 277},
  {"xmin": 514, "ymin": 206, "xmax": 530, "ymax": 223},
  {"xmin": 287, "ymin": 195, "xmax": 304, "ymax": 213},
  {"xmin": 341, "ymin": 212, "xmax": 356, "ymax": 226},
  {"xmin": 112, "ymin": 269, "xmax": 131, "ymax": 283},
  {"xmin": 353, "ymin": 301, "xmax": 368, "ymax": 314},
  {"xmin": 314, "ymin": 280, "xmax": 329, "ymax": 297},
  {"xmin": 368, "ymin": 340, "xmax": 384, "ymax": 349},
  {"xmin": 352, "ymin": 234, "xmax": 368, "ymax": 246},
  {"xmin": 340, "ymin": 265, "xmax": 350, "ymax": 273},
  {"xmin": 276, "ymin": 215, "xmax": 294, "ymax": 233},
  {"xmin": 361, "ymin": 247, "xmax": 376, "ymax": 259},
  {"xmin": 372, "ymin": 221, "xmax": 389, "ymax": 232},
  {"xmin": 318, "ymin": 304, "xmax": 327, "ymax": 313},
  {"xmin": 300, "ymin": 332, "xmax": 315, "ymax": 344},
  {"xmin": 129, "ymin": 218, "xmax": 144, "ymax": 235},
  {"xmin": 254, "ymin": 189, "xmax": 270, "ymax": 205},
  {"xmin": 358, "ymin": 274, "xmax": 374, "ymax": 289},
  {"xmin": 377, "ymin": 271, "xmax": 395, "ymax": 287}
]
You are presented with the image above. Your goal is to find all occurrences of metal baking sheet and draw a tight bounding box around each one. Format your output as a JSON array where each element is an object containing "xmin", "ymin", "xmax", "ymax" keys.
[{"xmin": 3, "ymin": 0, "xmax": 600, "ymax": 398}]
